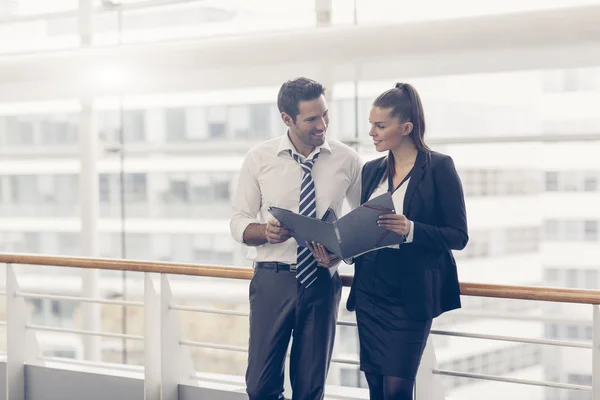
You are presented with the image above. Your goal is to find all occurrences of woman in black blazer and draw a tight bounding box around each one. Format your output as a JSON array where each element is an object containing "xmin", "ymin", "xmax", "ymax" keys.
[{"xmin": 347, "ymin": 83, "xmax": 468, "ymax": 400}]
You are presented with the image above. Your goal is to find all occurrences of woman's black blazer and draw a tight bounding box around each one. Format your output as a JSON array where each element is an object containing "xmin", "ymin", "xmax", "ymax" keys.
[{"xmin": 346, "ymin": 150, "xmax": 469, "ymax": 321}]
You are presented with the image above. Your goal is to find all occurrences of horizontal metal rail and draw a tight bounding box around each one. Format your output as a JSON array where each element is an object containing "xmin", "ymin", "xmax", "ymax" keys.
[
  {"xmin": 17, "ymin": 292, "xmax": 143, "ymax": 307},
  {"xmin": 170, "ymin": 304, "xmax": 249, "ymax": 316},
  {"xmin": 330, "ymin": 357, "xmax": 360, "ymax": 366},
  {"xmin": 443, "ymin": 309, "xmax": 590, "ymax": 325},
  {"xmin": 138, "ymin": 303, "xmax": 593, "ymax": 328},
  {"xmin": 40, "ymin": 356, "xmax": 145, "ymax": 373},
  {"xmin": 180, "ymin": 340, "xmax": 359, "ymax": 366},
  {"xmin": 434, "ymin": 369, "xmax": 591, "ymax": 391},
  {"xmin": 171, "ymin": 305, "xmax": 362, "ymax": 330},
  {"xmin": 431, "ymin": 329, "xmax": 592, "ymax": 349},
  {"xmin": 26, "ymin": 324, "xmax": 143, "ymax": 341},
  {"xmin": 180, "ymin": 340, "xmax": 247, "ymax": 353}
]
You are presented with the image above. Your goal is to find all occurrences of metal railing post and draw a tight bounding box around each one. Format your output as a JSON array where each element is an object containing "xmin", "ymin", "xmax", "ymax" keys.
[
  {"xmin": 593, "ymin": 305, "xmax": 600, "ymax": 400},
  {"xmin": 6, "ymin": 264, "xmax": 40, "ymax": 400},
  {"xmin": 161, "ymin": 274, "xmax": 197, "ymax": 400},
  {"xmin": 144, "ymin": 272, "xmax": 161, "ymax": 400},
  {"xmin": 415, "ymin": 336, "xmax": 446, "ymax": 400}
]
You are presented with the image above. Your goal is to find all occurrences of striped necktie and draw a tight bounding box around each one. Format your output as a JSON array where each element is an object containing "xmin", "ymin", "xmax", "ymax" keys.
[{"xmin": 289, "ymin": 149, "xmax": 320, "ymax": 288}]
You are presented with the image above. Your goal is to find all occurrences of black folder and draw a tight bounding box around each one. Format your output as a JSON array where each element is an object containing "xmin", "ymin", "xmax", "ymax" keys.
[{"xmin": 268, "ymin": 192, "xmax": 405, "ymax": 259}]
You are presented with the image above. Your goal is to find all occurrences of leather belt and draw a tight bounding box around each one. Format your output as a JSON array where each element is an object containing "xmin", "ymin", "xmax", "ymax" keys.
[{"xmin": 255, "ymin": 262, "xmax": 297, "ymax": 273}]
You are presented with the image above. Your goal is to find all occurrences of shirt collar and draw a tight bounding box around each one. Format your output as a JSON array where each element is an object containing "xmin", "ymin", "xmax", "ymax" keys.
[{"xmin": 276, "ymin": 131, "xmax": 332, "ymax": 160}]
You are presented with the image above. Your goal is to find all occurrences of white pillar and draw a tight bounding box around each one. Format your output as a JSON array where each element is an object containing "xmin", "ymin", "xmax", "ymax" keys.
[
  {"xmin": 78, "ymin": 0, "xmax": 101, "ymax": 363},
  {"xmin": 79, "ymin": 98, "xmax": 102, "ymax": 362},
  {"xmin": 315, "ymin": 0, "xmax": 332, "ymax": 27},
  {"xmin": 78, "ymin": 0, "xmax": 93, "ymax": 46}
]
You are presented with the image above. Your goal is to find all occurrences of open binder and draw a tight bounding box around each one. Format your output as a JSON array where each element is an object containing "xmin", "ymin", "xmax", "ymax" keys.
[{"xmin": 268, "ymin": 192, "xmax": 405, "ymax": 259}]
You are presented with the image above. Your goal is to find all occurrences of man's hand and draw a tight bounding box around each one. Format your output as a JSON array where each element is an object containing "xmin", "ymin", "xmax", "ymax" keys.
[
  {"xmin": 265, "ymin": 219, "xmax": 292, "ymax": 244},
  {"xmin": 306, "ymin": 242, "xmax": 341, "ymax": 268}
]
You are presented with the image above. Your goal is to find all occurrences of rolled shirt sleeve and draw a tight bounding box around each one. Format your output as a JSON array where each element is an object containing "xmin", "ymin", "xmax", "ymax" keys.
[{"xmin": 230, "ymin": 154, "xmax": 262, "ymax": 244}]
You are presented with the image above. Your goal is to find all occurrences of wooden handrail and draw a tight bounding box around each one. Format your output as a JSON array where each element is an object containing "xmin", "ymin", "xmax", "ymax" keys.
[{"xmin": 1, "ymin": 253, "xmax": 600, "ymax": 305}]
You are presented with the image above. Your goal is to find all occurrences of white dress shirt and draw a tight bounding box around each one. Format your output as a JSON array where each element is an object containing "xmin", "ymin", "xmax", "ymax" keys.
[
  {"xmin": 368, "ymin": 176, "xmax": 415, "ymax": 247},
  {"xmin": 230, "ymin": 133, "xmax": 362, "ymax": 267}
]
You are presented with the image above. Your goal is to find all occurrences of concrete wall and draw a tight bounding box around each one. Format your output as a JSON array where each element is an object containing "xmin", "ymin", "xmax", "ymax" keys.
[
  {"xmin": 179, "ymin": 384, "xmax": 246, "ymax": 400},
  {"xmin": 25, "ymin": 366, "xmax": 143, "ymax": 400},
  {"xmin": 0, "ymin": 361, "xmax": 6, "ymax": 400},
  {"xmin": 0, "ymin": 364, "xmax": 248, "ymax": 400}
]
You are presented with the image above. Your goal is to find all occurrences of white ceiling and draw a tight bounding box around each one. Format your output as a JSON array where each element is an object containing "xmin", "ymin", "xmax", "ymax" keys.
[{"xmin": 1, "ymin": 4, "xmax": 600, "ymax": 102}]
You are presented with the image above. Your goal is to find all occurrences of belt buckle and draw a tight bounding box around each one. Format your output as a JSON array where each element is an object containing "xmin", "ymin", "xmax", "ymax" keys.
[{"xmin": 289, "ymin": 264, "xmax": 297, "ymax": 273}]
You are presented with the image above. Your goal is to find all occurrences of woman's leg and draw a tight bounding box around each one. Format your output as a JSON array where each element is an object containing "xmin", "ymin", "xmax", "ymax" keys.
[
  {"xmin": 382, "ymin": 375, "xmax": 414, "ymax": 400},
  {"xmin": 365, "ymin": 372, "xmax": 385, "ymax": 400}
]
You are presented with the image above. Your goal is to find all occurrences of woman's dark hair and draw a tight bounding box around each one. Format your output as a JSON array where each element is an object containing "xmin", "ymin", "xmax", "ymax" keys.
[{"xmin": 373, "ymin": 82, "xmax": 430, "ymax": 179}]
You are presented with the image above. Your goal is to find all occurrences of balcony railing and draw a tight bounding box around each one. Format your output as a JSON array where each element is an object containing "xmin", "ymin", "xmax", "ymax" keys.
[{"xmin": 1, "ymin": 252, "xmax": 600, "ymax": 400}]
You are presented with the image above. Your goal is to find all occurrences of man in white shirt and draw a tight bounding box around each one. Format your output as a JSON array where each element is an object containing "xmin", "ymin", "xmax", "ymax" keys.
[{"xmin": 230, "ymin": 77, "xmax": 362, "ymax": 400}]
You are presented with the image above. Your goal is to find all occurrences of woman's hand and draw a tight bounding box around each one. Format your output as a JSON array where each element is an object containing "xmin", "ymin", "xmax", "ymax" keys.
[
  {"xmin": 305, "ymin": 242, "xmax": 340, "ymax": 268},
  {"xmin": 378, "ymin": 214, "xmax": 411, "ymax": 236}
]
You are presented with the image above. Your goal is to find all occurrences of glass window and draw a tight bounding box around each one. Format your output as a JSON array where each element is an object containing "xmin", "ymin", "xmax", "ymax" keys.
[
  {"xmin": 10, "ymin": 175, "xmax": 38, "ymax": 204},
  {"xmin": 248, "ymin": 104, "xmax": 273, "ymax": 140},
  {"xmin": 40, "ymin": 114, "xmax": 78, "ymax": 145},
  {"xmin": 584, "ymin": 173, "xmax": 598, "ymax": 192},
  {"xmin": 585, "ymin": 325, "xmax": 593, "ymax": 340},
  {"xmin": 165, "ymin": 174, "xmax": 189, "ymax": 203},
  {"xmin": 209, "ymin": 122, "xmax": 227, "ymax": 139},
  {"xmin": 126, "ymin": 233, "xmax": 151, "ymax": 260},
  {"xmin": 545, "ymin": 172, "xmax": 559, "ymax": 192},
  {"xmin": 125, "ymin": 173, "xmax": 148, "ymax": 203},
  {"xmin": 567, "ymin": 325, "xmax": 580, "ymax": 339},
  {"xmin": 6, "ymin": 116, "xmax": 35, "ymax": 145},
  {"xmin": 207, "ymin": 106, "xmax": 228, "ymax": 139},
  {"xmin": 565, "ymin": 220, "xmax": 582, "ymax": 241},
  {"xmin": 228, "ymin": 106, "xmax": 251, "ymax": 139},
  {"xmin": 584, "ymin": 220, "xmax": 598, "ymax": 241},
  {"xmin": 99, "ymin": 174, "xmax": 111, "ymax": 203},
  {"xmin": 563, "ymin": 171, "xmax": 581, "ymax": 192},
  {"xmin": 123, "ymin": 110, "xmax": 146, "ymax": 143},
  {"xmin": 585, "ymin": 270, "xmax": 598, "ymax": 289},
  {"xmin": 544, "ymin": 268, "xmax": 559, "ymax": 283},
  {"xmin": 566, "ymin": 269, "xmax": 580, "ymax": 288},
  {"xmin": 58, "ymin": 233, "xmax": 80, "ymax": 256},
  {"xmin": 165, "ymin": 108, "xmax": 187, "ymax": 141}
]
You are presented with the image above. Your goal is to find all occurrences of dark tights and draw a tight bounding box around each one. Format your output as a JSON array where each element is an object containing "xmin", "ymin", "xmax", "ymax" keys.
[{"xmin": 365, "ymin": 373, "xmax": 414, "ymax": 400}]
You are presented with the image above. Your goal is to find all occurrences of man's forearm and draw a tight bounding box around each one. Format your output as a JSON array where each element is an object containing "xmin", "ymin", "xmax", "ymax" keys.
[{"xmin": 243, "ymin": 223, "xmax": 268, "ymax": 246}]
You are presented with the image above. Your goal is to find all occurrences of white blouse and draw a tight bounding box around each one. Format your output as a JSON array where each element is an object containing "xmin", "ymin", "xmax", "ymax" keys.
[{"xmin": 367, "ymin": 177, "xmax": 415, "ymax": 248}]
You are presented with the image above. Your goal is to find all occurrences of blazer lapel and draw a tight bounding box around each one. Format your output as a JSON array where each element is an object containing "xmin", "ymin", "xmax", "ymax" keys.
[
  {"xmin": 362, "ymin": 157, "xmax": 387, "ymax": 204},
  {"xmin": 403, "ymin": 150, "xmax": 427, "ymax": 214}
]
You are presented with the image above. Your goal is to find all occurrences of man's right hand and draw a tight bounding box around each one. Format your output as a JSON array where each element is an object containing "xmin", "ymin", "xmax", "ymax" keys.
[{"xmin": 265, "ymin": 219, "xmax": 292, "ymax": 244}]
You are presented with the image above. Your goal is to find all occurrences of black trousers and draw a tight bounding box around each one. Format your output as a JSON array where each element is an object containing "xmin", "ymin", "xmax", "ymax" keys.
[{"xmin": 246, "ymin": 265, "xmax": 342, "ymax": 400}]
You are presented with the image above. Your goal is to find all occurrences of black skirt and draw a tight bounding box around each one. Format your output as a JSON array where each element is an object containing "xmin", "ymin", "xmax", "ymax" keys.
[{"xmin": 355, "ymin": 292, "xmax": 432, "ymax": 379}]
